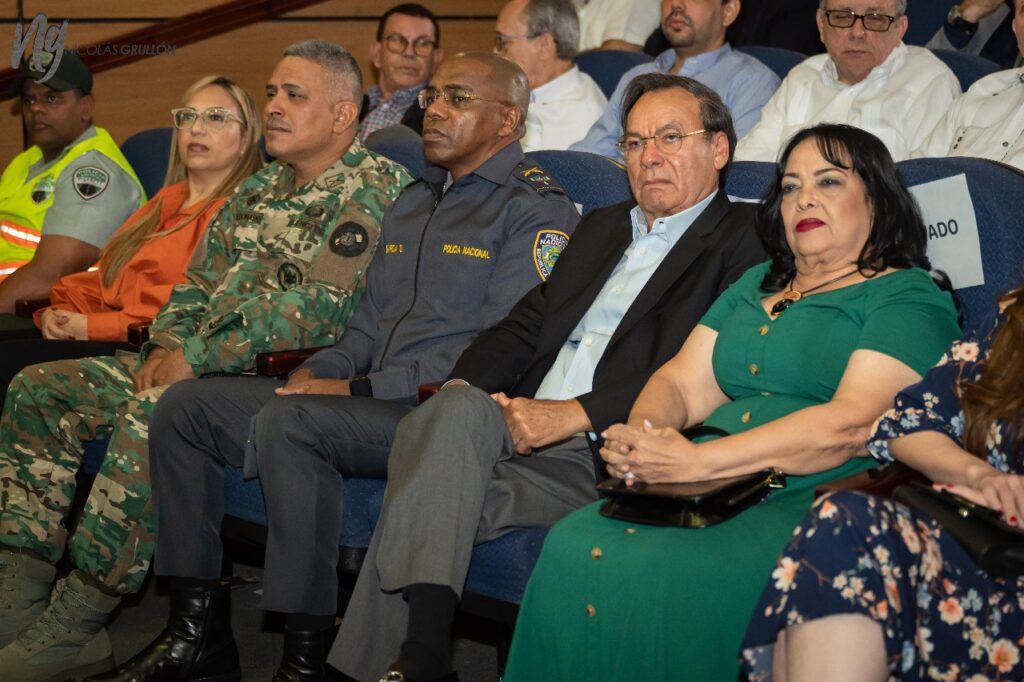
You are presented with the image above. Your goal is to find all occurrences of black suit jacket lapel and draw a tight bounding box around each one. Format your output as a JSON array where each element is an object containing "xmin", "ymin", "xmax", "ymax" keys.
[{"xmin": 608, "ymin": 192, "xmax": 730, "ymax": 347}]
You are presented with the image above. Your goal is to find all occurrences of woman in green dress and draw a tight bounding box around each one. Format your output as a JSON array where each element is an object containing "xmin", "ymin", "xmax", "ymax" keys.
[{"xmin": 502, "ymin": 123, "xmax": 962, "ymax": 681}]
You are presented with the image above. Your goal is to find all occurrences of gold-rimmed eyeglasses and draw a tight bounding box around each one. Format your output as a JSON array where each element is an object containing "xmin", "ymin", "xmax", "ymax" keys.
[
  {"xmin": 823, "ymin": 9, "xmax": 898, "ymax": 32},
  {"xmin": 616, "ymin": 129, "xmax": 708, "ymax": 157},
  {"xmin": 383, "ymin": 33, "xmax": 437, "ymax": 57},
  {"xmin": 417, "ymin": 85, "xmax": 507, "ymax": 110},
  {"xmin": 171, "ymin": 107, "xmax": 244, "ymax": 130}
]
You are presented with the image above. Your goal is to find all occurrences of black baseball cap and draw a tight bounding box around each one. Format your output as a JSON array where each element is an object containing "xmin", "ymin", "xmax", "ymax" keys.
[{"xmin": 12, "ymin": 49, "xmax": 92, "ymax": 96}]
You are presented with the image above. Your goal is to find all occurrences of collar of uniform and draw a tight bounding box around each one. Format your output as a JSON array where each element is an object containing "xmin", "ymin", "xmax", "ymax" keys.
[
  {"xmin": 821, "ymin": 41, "xmax": 907, "ymax": 89},
  {"xmin": 628, "ymin": 188, "xmax": 718, "ymax": 243},
  {"xmin": 30, "ymin": 124, "xmax": 97, "ymax": 171},
  {"xmin": 420, "ymin": 140, "xmax": 525, "ymax": 197},
  {"xmin": 273, "ymin": 137, "xmax": 372, "ymax": 196},
  {"xmin": 367, "ymin": 83, "xmax": 423, "ymax": 110},
  {"xmin": 655, "ymin": 43, "xmax": 731, "ymax": 76},
  {"xmin": 531, "ymin": 65, "xmax": 583, "ymax": 104}
]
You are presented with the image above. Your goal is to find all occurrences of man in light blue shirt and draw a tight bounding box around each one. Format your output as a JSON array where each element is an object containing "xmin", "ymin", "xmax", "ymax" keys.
[{"xmin": 572, "ymin": 0, "xmax": 780, "ymax": 159}]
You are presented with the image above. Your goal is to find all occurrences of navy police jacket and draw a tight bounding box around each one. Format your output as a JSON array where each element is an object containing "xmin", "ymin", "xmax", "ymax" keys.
[{"xmin": 299, "ymin": 142, "xmax": 581, "ymax": 400}]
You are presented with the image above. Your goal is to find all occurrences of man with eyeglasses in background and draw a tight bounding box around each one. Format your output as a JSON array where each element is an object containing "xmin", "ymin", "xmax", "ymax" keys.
[
  {"xmin": 493, "ymin": 0, "xmax": 607, "ymax": 151},
  {"xmin": 118, "ymin": 52, "xmax": 579, "ymax": 682},
  {"xmin": 0, "ymin": 50, "xmax": 143, "ymax": 320},
  {"xmin": 736, "ymin": 0, "xmax": 961, "ymax": 161},
  {"xmin": 331, "ymin": 72, "xmax": 766, "ymax": 682},
  {"xmin": 358, "ymin": 3, "xmax": 444, "ymax": 140}
]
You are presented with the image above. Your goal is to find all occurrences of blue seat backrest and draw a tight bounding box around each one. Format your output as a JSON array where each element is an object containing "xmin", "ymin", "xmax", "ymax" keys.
[
  {"xmin": 930, "ymin": 48, "xmax": 1000, "ymax": 91},
  {"xmin": 525, "ymin": 150, "xmax": 631, "ymax": 216},
  {"xmin": 897, "ymin": 157, "xmax": 1024, "ymax": 332},
  {"xmin": 364, "ymin": 124, "xmax": 427, "ymax": 178},
  {"xmin": 905, "ymin": 0, "xmax": 955, "ymax": 46},
  {"xmin": 724, "ymin": 160, "xmax": 776, "ymax": 203},
  {"xmin": 575, "ymin": 49, "xmax": 654, "ymax": 99},
  {"xmin": 735, "ymin": 45, "xmax": 807, "ymax": 80},
  {"xmin": 120, "ymin": 127, "xmax": 173, "ymax": 199}
]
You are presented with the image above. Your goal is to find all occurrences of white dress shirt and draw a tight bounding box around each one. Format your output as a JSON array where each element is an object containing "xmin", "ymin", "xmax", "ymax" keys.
[
  {"xmin": 575, "ymin": 0, "xmax": 657, "ymax": 51},
  {"xmin": 913, "ymin": 67, "xmax": 1024, "ymax": 171},
  {"xmin": 523, "ymin": 66, "xmax": 608, "ymax": 152},
  {"xmin": 735, "ymin": 44, "xmax": 961, "ymax": 162}
]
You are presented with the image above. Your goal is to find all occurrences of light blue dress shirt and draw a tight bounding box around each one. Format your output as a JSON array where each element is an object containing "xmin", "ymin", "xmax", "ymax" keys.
[
  {"xmin": 570, "ymin": 44, "xmax": 780, "ymax": 160},
  {"xmin": 534, "ymin": 190, "xmax": 718, "ymax": 402}
]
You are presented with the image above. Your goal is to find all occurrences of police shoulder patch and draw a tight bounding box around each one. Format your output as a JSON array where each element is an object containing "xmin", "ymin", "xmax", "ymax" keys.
[
  {"xmin": 72, "ymin": 166, "xmax": 109, "ymax": 200},
  {"xmin": 518, "ymin": 164, "xmax": 564, "ymax": 195},
  {"xmin": 533, "ymin": 229, "xmax": 569, "ymax": 281}
]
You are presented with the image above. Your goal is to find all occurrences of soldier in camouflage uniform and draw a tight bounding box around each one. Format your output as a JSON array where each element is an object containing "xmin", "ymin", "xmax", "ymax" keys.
[{"xmin": 0, "ymin": 40, "xmax": 411, "ymax": 682}]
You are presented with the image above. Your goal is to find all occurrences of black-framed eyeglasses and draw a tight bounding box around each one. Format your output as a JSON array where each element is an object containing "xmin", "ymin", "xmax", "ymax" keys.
[
  {"xmin": 383, "ymin": 33, "xmax": 437, "ymax": 57},
  {"xmin": 493, "ymin": 32, "xmax": 539, "ymax": 53},
  {"xmin": 171, "ymin": 107, "xmax": 245, "ymax": 130},
  {"xmin": 417, "ymin": 85, "xmax": 507, "ymax": 110},
  {"xmin": 616, "ymin": 129, "xmax": 707, "ymax": 157},
  {"xmin": 823, "ymin": 9, "xmax": 898, "ymax": 32}
]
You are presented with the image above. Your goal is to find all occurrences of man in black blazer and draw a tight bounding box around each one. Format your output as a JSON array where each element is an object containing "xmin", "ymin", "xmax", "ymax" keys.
[{"xmin": 331, "ymin": 73, "xmax": 768, "ymax": 682}]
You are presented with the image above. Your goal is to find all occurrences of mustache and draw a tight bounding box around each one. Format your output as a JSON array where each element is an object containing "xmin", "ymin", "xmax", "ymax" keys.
[{"xmin": 665, "ymin": 7, "xmax": 693, "ymax": 27}]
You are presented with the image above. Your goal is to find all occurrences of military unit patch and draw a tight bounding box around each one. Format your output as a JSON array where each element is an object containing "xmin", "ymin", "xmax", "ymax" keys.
[
  {"xmin": 277, "ymin": 262, "xmax": 304, "ymax": 289},
  {"xmin": 31, "ymin": 176, "xmax": 55, "ymax": 204},
  {"xmin": 330, "ymin": 221, "xmax": 369, "ymax": 257},
  {"xmin": 533, "ymin": 229, "xmax": 569, "ymax": 281},
  {"xmin": 520, "ymin": 165, "xmax": 565, "ymax": 194},
  {"xmin": 72, "ymin": 166, "xmax": 109, "ymax": 200}
]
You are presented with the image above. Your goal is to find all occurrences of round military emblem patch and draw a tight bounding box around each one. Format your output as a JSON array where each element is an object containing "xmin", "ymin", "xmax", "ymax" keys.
[
  {"xmin": 277, "ymin": 262, "xmax": 303, "ymax": 289},
  {"xmin": 72, "ymin": 166, "xmax": 109, "ymax": 200},
  {"xmin": 31, "ymin": 176, "xmax": 55, "ymax": 204},
  {"xmin": 330, "ymin": 222, "xmax": 369, "ymax": 257}
]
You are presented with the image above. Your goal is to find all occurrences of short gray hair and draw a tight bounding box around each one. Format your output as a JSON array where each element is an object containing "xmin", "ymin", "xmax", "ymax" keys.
[
  {"xmin": 282, "ymin": 40, "xmax": 363, "ymax": 102},
  {"xmin": 523, "ymin": 0, "xmax": 580, "ymax": 61},
  {"xmin": 818, "ymin": 0, "xmax": 906, "ymax": 13}
]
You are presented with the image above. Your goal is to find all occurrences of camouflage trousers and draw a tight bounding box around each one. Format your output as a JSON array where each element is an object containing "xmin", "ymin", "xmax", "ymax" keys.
[{"xmin": 0, "ymin": 353, "xmax": 165, "ymax": 594}]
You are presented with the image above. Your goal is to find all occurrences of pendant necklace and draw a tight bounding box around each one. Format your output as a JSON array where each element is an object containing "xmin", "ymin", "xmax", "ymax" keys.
[{"xmin": 770, "ymin": 268, "xmax": 860, "ymax": 316}]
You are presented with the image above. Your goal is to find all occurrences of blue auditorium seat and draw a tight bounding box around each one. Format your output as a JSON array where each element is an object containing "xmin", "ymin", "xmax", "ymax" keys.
[
  {"xmin": 929, "ymin": 48, "xmax": 1001, "ymax": 91},
  {"xmin": 735, "ymin": 45, "xmax": 807, "ymax": 80},
  {"xmin": 120, "ymin": 127, "xmax": 172, "ymax": 199},
  {"xmin": 575, "ymin": 49, "xmax": 653, "ymax": 99},
  {"xmin": 724, "ymin": 160, "xmax": 776, "ymax": 202},
  {"xmin": 364, "ymin": 124, "xmax": 427, "ymax": 178},
  {"xmin": 905, "ymin": 0, "xmax": 956, "ymax": 46},
  {"xmin": 525, "ymin": 150, "xmax": 631, "ymax": 215}
]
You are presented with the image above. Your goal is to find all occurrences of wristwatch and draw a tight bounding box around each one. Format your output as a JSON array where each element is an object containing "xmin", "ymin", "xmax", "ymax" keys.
[
  {"xmin": 349, "ymin": 375, "xmax": 373, "ymax": 397},
  {"xmin": 947, "ymin": 4, "xmax": 979, "ymax": 36}
]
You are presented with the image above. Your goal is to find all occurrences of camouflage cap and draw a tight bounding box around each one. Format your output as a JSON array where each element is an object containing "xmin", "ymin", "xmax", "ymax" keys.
[{"xmin": 12, "ymin": 49, "xmax": 92, "ymax": 96}]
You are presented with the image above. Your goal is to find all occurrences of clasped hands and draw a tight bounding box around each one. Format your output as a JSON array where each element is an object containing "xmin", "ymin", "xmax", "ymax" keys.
[
  {"xmin": 490, "ymin": 392, "xmax": 586, "ymax": 455},
  {"xmin": 133, "ymin": 347, "xmax": 197, "ymax": 392},
  {"xmin": 601, "ymin": 420, "xmax": 701, "ymax": 486},
  {"xmin": 40, "ymin": 309, "xmax": 87, "ymax": 340}
]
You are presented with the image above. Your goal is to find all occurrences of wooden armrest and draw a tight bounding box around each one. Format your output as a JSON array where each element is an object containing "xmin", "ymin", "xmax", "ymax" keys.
[
  {"xmin": 814, "ymin": 462, "xmax": 929, "ymax": 500},
  {"xmin": 15, "ymin": 298, "xmax": 51, "ymax": 317},
  {"xmin": 254, "ymin": 346, "xmax": 330, "ymax": 378},
  {"xmin": 418, "ymin": 382, "xmax": 442, "ymax": 404},
  {"xmin": 127, "ymin": 323, "xmax": 151, "ymax": 346}
]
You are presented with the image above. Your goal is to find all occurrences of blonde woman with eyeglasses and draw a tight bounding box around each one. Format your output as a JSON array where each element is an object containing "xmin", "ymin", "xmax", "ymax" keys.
[{"xmin": 0, "ymin": 75, "xmax": 262, "ymax": 403}]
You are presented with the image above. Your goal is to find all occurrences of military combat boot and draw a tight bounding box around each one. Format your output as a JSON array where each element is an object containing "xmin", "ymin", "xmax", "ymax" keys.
[
  {"xmin": 0, "ymin": 569, "xmax": 119, "ymax": 681},
  {"xmin": 0, "ymin": 548, "xmax": 57, "ymax": 648},
  {"xmin": 84, "ymin": 577, "xmax": 240, "ymax": 682}
]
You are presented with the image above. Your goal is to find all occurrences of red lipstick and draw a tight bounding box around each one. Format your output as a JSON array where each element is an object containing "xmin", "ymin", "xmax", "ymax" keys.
[{"xmin": 795, "ymin": 218, "xmax": 825, "ymax": 233}]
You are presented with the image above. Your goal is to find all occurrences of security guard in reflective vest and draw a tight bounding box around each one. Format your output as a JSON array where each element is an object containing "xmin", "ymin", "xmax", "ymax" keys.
[
  {"xmin": 0, "ymin": 49, "xmax": 143, "ymax": 314},
  {"xmin": 128, "ymin": 52, "xmax": 581, "ymax": 681}
]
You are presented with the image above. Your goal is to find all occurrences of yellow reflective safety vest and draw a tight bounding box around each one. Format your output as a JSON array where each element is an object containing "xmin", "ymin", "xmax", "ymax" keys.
[{"xmin": 0, "ymin": 127, "xmax": 142, "ymax": 278}]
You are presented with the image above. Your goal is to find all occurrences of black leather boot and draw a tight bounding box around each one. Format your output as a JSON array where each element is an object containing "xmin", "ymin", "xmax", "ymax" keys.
[
  {"xmin": 271, "ymin": 625, "xmax": 342, "ymax": 681},
  {"xmin": 83, "ymin": 578, "xmax": 240, "ymax": 681}
]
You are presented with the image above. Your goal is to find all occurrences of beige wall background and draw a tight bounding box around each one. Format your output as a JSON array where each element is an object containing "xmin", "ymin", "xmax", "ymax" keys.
[{"xmin": 0, "ymin": 0, "xmax": 504, "ymax": 164}]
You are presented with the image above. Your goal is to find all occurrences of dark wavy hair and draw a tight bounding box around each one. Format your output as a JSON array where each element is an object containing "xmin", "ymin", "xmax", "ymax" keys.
[{"xmin": 755, "ymin": 124, "xmax": 933, "ymax": 292}]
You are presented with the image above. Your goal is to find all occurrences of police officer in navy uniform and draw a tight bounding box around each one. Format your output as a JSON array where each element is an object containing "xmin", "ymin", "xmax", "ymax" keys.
[{"xmin": 115, "ymin": 52, "xmax": 580, "ymax": 682}]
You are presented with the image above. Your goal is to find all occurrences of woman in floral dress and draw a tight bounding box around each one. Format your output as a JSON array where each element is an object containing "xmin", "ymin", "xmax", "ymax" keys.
[{"xmin": 741, "ymin": 286, "xmax": 1024, "ymax": 681}]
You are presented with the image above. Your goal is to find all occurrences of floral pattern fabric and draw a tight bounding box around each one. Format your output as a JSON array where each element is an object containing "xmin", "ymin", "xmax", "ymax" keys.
[{"xmin": 741, "ymin": 313, "xmax": 1024, "ymax": 681}]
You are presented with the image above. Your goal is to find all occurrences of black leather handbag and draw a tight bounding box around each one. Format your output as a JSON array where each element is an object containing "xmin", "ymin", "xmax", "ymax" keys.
[{"xmin": 894, "ymin": 482, "xmax": 1024, "ymax": 578}]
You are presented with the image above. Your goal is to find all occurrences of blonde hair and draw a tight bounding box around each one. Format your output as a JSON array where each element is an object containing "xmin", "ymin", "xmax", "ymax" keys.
[{"xmin": 99, "ymin": 75, "xmax": 263, "ymax": 287}]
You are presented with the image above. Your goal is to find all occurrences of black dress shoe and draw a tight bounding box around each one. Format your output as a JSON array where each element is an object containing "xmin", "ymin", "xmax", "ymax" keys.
[
  {"xmin": 84, "ymin": 579, "xmax": 240, "ymax": 681},
  {"xmin": 271, "ymin": 625, "xmax": 342, "ymax": 681}
]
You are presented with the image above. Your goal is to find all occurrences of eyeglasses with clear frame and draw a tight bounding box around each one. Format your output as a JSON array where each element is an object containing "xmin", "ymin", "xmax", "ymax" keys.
[
  {"xmin": 493, "ymin": 32, "xmax": 538, "ymax": 53},
  {"xmin": 171, "ymin": 107, "xmax": 245, "ymax": 130},
  {"xmin": 822, "ymin": 9, "xmax": 898, "ymax": 32},
  {"xmin": 616, "ymin": 129, "xmax": 708, "ymax": 157},
  {"xmin": 417, "ymin": 85, "xmax": 507, "ymax": 110},
  {"xmin": 383, "ymin": 33, "xmax": 437, "ymax": 57}
]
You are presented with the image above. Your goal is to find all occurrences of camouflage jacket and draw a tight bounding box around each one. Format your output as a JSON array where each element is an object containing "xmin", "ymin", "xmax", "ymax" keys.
[{"xmin": 143, "ymin": 139, "xmax": 412, "ymax": 375}]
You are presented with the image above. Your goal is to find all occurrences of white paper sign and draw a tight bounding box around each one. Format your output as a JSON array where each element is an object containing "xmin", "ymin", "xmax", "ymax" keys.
[{"xmin": 909, "ymin": 174, "xmax": 984, "ymax": 290}]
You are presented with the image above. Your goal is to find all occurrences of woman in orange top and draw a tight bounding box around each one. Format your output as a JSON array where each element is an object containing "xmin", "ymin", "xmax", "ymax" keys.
[{"xmin": 0, "ymin": 74, "xmax": 262, "ymax": 401}]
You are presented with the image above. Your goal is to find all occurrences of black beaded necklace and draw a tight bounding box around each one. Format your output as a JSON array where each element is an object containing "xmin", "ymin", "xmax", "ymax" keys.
[{"xmin": 770, "ymin": 268, "xmax": 860, "ymax": 316}]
